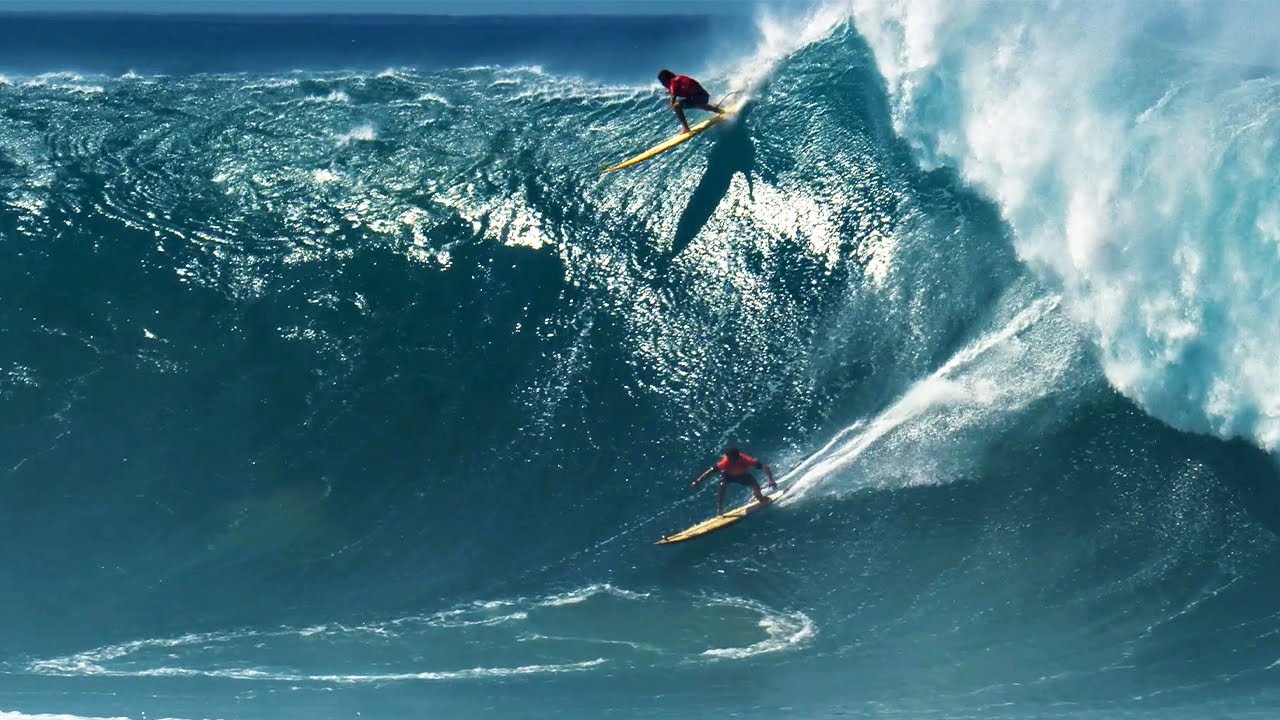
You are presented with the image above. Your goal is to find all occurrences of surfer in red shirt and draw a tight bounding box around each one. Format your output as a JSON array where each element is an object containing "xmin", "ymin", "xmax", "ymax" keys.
[
  {"xmin": 657, "ymin": 69, "xmax": 724, "ymax": 134},
  {"xmin": 691, "ymin": 447, "xmax": 778, "ymax": 515}
]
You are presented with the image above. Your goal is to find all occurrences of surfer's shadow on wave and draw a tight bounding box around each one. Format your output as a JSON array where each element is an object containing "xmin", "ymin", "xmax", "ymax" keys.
[{"xmin": 661, "ymin": 101, "xmax": 762, "ymax": 265}]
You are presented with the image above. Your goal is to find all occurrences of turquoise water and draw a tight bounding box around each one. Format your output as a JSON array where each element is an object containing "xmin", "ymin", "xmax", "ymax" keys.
[{"xmin": 3, "ymin": 5, "xmax": 1280, "ymax": 719}]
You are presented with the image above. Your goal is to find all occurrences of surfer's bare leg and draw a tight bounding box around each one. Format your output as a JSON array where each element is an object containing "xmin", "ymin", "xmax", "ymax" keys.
[
  {"xmin": 689, "ymin": 97, "xmax": 723, "ymax": 115},
  {"xmin": 717, "ymin": 480, "xmax": 728, "ymax": 515},
  {"xmin": 751, "ymin": 481, "xmax": 771, "ymax": 504}
]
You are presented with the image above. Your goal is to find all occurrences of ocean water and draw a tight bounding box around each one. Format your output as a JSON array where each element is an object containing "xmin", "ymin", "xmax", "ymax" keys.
[{"xmin": 2, "ymin": 4, "xmax": 1280, "ymax": 719}]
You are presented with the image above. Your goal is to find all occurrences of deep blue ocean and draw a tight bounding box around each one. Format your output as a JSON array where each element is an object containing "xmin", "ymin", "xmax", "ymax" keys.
[{"xmin": 3, "ymin": 4, "xmax": 1280, "ymax": 719}]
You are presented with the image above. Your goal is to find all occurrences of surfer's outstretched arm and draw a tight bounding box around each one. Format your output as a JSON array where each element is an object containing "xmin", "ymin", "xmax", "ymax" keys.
[{"xmin": 672, "ymin": 102, "xmax": 691, "ymax": 134}]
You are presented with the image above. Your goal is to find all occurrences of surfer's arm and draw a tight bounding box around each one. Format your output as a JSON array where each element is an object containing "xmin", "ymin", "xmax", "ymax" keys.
[
  {"xmin": 691, "ymin": 467, "xmax": 716, "ymax": 489},
  {"xmin": 664, "ymin": 90, "xmax": 691, "ymax": 132},
  {"xmin": 672, "ymin": 105, "xmax": 691, "ymax": 133}
]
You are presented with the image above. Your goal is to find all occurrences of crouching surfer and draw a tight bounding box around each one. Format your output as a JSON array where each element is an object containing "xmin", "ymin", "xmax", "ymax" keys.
[
  {"xmin": 657, "ymin": 69, "xmax": 724, "ymax": 134},
  {"xmin": 691, "ymin": 447, "xmax": 777, "ymax": 516}
]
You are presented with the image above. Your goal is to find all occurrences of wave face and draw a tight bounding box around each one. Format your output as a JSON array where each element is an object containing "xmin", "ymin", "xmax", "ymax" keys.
[{"xmin": 3, "ymin": 8, "xmax": 1280, "ymax": 720}]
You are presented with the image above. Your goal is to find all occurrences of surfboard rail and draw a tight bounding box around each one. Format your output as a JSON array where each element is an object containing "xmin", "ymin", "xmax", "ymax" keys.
[
  {"xmin": 655, "ymin": 485, "xmax": 788, "ymax": 545},
  {"xmin": 599, "ymin": 100, "xmax": 744, "ymax": 174}
]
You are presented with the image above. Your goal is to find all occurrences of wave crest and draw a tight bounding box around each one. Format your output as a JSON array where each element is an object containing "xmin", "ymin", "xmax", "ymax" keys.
[{"xmin": 847, "ymin": 0, "xmax": 1280, "ymax": 450}]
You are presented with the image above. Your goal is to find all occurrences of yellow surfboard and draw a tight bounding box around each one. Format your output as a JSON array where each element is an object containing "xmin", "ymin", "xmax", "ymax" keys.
[
  {"xmin": 599, "ymin": 100, "xmax": 744, "ymax": 174},
  {"xmin": 655, "ymin": 484, "xmax": 788, "ymax": 545}
]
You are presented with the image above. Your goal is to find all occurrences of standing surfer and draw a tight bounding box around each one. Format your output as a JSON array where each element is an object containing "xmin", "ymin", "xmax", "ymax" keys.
[{"xmin": 691, "ymin": 447, "xmax": 777, "ymax": 515}]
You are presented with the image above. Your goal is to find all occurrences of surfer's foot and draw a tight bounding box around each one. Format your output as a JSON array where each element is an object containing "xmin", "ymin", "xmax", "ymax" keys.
[
  {"xmin": 758, "ymin": 496, "xmax": 772, "ymax": 505},
  {"xmin": 679, "ymin": 127, "xmax": 691, "ymax": 135}
]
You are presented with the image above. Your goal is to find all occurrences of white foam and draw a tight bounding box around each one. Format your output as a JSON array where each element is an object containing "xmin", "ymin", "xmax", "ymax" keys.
[
  {"xmin": 306, "ymin": 658, "xmax": 609, "ymax": 683},
  {"xmin": 437, "ymin": 184, "xmax": 551, "ymax": 251},
  {"xmin": 27, "ymin": 585, "xmax": 809, "ymax": 681},
  {"xmin": 702, "ymin": 612, "xmax": 816, "ymax": 659},
  {"xmin": 700, "ymin": 597, "xmax": 816, "ymax": 660},
  {"xmin": 733, "ymin": 3, "xmax": 852, "ymax": 97},
  {"xmin": 243, "ymin": 78, "xmax": 301, "ymax": 90},
  {"xmin": 335, "ymin": 124, "xmax": 377, "ymax": 146},
  {"xmin": 784, "ymin": 286, "xmax": 1085, "ymax": 498},
  {"xmin": 29, "ymin": 659, "xmax": 607, "ymax": 684},
  {"xmin": 539, "ymin": 583, "xmax": 650, "ymax": 607},
  {"xmin": 305, "ymin": 90, "xmax": 350, "ymax": 104},
  {"xmin": 424, "ymin": 609, "xmax": 529, "ymax": 628},
  {"xmin": 844, "ymin": 0, "xmax": 1280, "ymax": 450}
]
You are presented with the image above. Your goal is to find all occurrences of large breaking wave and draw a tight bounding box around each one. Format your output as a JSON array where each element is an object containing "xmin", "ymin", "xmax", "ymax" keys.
[{"xmin": 3, "ymin": 5, "xmax": 1280, "ymax": 720}]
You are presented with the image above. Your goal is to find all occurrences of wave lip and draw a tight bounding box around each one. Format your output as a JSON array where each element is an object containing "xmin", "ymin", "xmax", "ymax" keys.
[{"xmin": 846, "ymin": 0, "xmax": 1280, "ymax": 451}]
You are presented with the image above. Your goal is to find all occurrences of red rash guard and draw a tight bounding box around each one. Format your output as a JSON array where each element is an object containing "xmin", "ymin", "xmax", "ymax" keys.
[
  {"xmin": 716, "ymin": 453, "xmax": 760, "ymax": 477},
  {"xmin": 667, "ymin": 75, "xmax": 705, "ymax": 98}
]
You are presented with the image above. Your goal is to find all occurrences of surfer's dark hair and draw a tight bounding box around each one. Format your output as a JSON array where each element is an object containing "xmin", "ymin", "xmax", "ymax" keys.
[
  {"xmin": 657, "ymin": 69, "xmax": 675, "ymax": 86},
  {"xmin": 725, "ymin": 446, "xmax": 740, "ymax": 457}
]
